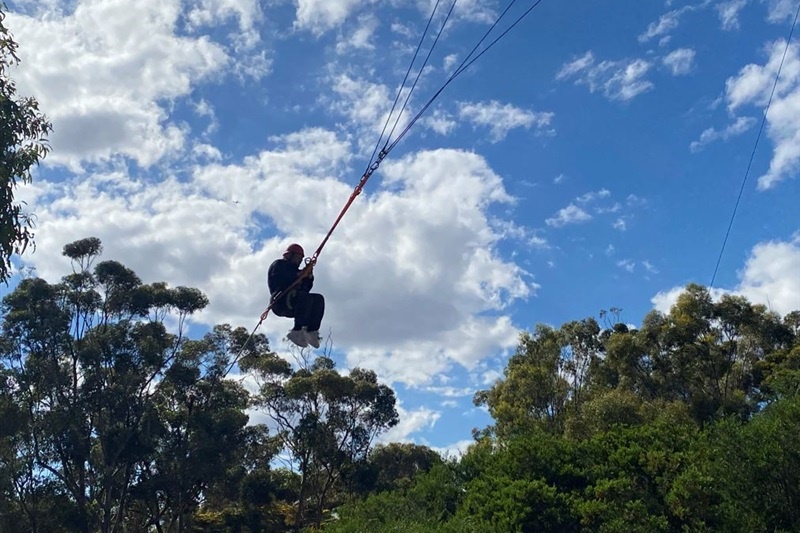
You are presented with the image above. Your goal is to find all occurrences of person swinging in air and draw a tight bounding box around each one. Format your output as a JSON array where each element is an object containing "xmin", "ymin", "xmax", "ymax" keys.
[{"xmin": 268, "ymin": 243, "xmax": 325, "ymax": 349}]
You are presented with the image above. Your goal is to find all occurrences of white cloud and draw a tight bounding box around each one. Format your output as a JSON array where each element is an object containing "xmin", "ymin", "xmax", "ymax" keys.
[
  {"xmin": 185, "ymin": 0, "xmax": 263, "ymax": 44},
  {"xmin": 763, "ymin": 0, "xmax": 798, "ymax": 22},
  {"xmin": 652, "ymin": 234, "xmax": 800, "ymax": 316},
  {"xmin": 193, "ymin": 98, "xmax": 219, "ymax": 136},
  {"xmin": 725, "ymin": 40, "xmax": 800, "ymax": 189},
  {"xmin": 642, "ymin": 260, "xmax": 659, "ymax": 274},
  {"xmin": 443, "ymin": 53, "xmax": 459, "ymax": 74},
  {"xmin": 336, "ymin": 13, "xmax": 379, "ymax": 53},
  {"xmin": 617, "ymin": 259, "xmax": 635, "ymax": 273},
  {"xmin": 639, "ymin": 9, "xmax": 684, "ymax": 42},
  {"xmin": 19, "ymin": 133, "xmax": 532, "ymax": 388},
  {"xmin": 613, "ymin": 217, "xmax": 628, "ymax": 231},
  {"xmin": 545, "ymin": 204, "xmax": 592, "ymax": 227},
  {"xmin": 554, "ymin": 173, "xmax": 567, "ymax": 184},
  {"xmin": 639, "ymin": 1, "xmax": 713, "ymax": 43},
  {"xmin": 479, "ymin": 368, "xmax": 503, "ymax": 386},
  {"xmin": 576, "ymin": 189, "xmax": 611, "ymax": 203},
  {"xmin": 596, "ymin": 202, "xmax": 622, "ymax": 214},
  {"xmin": 663, "ymin": 48, "xmax": 697, "ymax": 76},
  {"xmin": 378, "ymin": 405, "xmax": 440, "ymax": 444},
  {"xmin": 557, "ymin": 52, "xmax": 654, "ymax": 101},
  {"xmin": 411, "ymin": 0, "xmax": 497, "ymax": 26},
  {"xmin": 605, "ymin": 244, "xmax": 616, "ymax": 256},
  {"xmin": 432, "ymin": 439, "xmax": 475, "ymax": 458},
  {"xmin": 6, "ymin": 0, "xmax": 233, "ymax": 171},
  {"xmin": 736, "ymin": 234, "xmax": 800, "ymax": 314},
  {"xmin": 294, "ymin": 0, "xmax": 371, "ymax": 35},
  {"xmin": 422, "ymin": 108, "xmax": 458, "ymax": 135},
  {"xmin": 557, "ymin": 51, "xmax": 595, "ymax": 79},
  {"xmin": 457, "ymin": 100, "xmax": 555, "ymax": 142},
  {"xmin": 424, "ymin": 386, "xmax": 475, "ymax": 397},
  {"xmin": 718, "ymin": 0, "xmax": 749, "ymax": 30},
  {"xmin": 192, "ymin": 143, "xmax": 222, "ymax": 161},
  {"xmin": 626, "ymin": 194, "xmax": 648, "ymax": 207},
  {"xmin": 545, "ymin": 189, "xmax": 631, "ymax": 229},
  {"xmin": 328, "ymin": 73, "xmax": 415, "ymax": 153},
  {"xmin": 449, "ymin": 0, "xmax": 497, "ymax": 24},
  {"xmin": 690, "ymin": 116, "xmax": 757, "ymax": 152}
]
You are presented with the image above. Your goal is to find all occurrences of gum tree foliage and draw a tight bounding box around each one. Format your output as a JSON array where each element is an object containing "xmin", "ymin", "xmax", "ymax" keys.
[
  {"xmin": 476, "ymin": 284, "xmax": 797, "ymax": 436},
  {"xmin": 0, "ymin": 237, "xmax": 272, "ymax": 533},
  {"xmin": 241, "ymin": 348, "xmax": 399, "ymax": 531},
  {"xmin": 327, "ymin": 286, "xmax": 800, "ymax": 533},
  {"xmin": 0, "ymin": 4, "xmax": 53, "ymax": 283}
]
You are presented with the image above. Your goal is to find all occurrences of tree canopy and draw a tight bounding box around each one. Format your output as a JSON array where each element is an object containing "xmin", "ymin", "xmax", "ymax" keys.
[
  {"xmin": 1, "ymin": 237, "xmax": 798, "ymax": 533},
  {"xmin": 0, "ymin": 4, "xmax": 52, "ymax": 283}
]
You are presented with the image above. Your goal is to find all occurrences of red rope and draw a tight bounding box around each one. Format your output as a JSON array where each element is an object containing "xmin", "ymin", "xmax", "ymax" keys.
[{"xmin": 257, "ymin": 162, "xmax": 377, "ymax": 323}]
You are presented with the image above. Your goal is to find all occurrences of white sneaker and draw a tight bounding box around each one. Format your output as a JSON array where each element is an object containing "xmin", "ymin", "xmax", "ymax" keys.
[
  {"xmin": 304, "ymin": 329, "xmax": 321, "ymax": 349},
  {"xmin": 287, "ymin": 329, "xmax": 308, "ymax": 348}
]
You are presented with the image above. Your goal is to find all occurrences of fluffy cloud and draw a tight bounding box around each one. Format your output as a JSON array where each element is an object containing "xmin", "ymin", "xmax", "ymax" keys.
[
  {"xmin": 556, "ymin": 52, "xmax": 654, "ymax": 101},
  {"xmin": 422, "ymin": 109, "xmax": 458, "ymax": 135},
  {"xmin": 185, "ymin": 0, "xmax": 262, "ymax": 37},
  {"xmin": 545, "ymin": 204, "xmax": 592, "ymax": 227},
  {"xmin": 638, "ymin": 1, "xmax": 714, "ymax": 43},
  {"xmin": 6, "ymin": 0, "xmax": 233, "ymax": 170},
  {"xmin": 576, "ymin": 189, "xmax": 611, "ymax": 204},
  {"xmin": 652, "ymin": 234, "xmax": 800, "ymax": 317},
  {"xmin": 718, "ymin": 0, "xmax": 749, "ymax": 30},
  {"xmin": 294, "ymin": 0, "xmax": 370, "ymax": 35},
  {"xmin": 432, "ymin": 439, "xmax": 475, "ymax": 458},
  {"xmin": 764, "ymin": 0, "xmax": 798, "ymax": 22},
  {"xmin": 335, "ymin": 13, "xmax": 379, "ymax": 53},
  {"xmin": 690, "ymin": 116, "xmax": 757, "ymax": 152},
  {"xmin": 639, "ymin": 9, "xmax": 684, "ymax": 43},
  {"xmin": 457, "ymin": 100, "xmax": 555, "ymax": 142},
  {"xmin": 375, "ymin": 404, "xmax": 441, "ymax": 444},
  {"xmin": 545, "ymin": 189, "xmax": 641, "ymax": 230},
  {"xmin": 663, "ymin": 48, "xmax": 697, "ymax": 76},
  {"xmin": 725, "ymin": 40, "xmax": 800, "ymax": 189},
  {"xmin": 617, "ymin": 259, "xmax": 636, "ymax": 273},
  {"xmin": 327, "ymin": 73, "xmax": 410, "ymax": 154},
  {"xmin": 19, "ymin": 130, "xmax": 532, "ymax": 387}
]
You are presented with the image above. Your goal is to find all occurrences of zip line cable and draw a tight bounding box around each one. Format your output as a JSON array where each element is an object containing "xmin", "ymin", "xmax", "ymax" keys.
[
  {"xmin": 385, "ymin": 0, "xmax": 460, "ymax": 145},
  {"xmin": 224, "ymin": 0, "xmax": 549, "ymax": 377},
  {"xmin": 385, "ymin": 0, "xmax": 545, "ymax": 155},
  {"xmin": 364, "ymin": 0, "xmax": 446, "ymax": 180},
  {"xmin": 710, "ymin": 0, "xmax": 800, "ymax": 288}
]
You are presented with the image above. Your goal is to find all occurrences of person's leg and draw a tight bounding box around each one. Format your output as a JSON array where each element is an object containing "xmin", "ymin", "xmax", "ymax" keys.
[
  {"xmin": 303, "ymin": 294, "xmax": 325, "ymax": 348},
  {"xmin": 307, "ymin": 294, "xmax": 325, "ymax": 332},
  {"xmin": 291, "ymin": 291, "xmax": 313, "ymax": 330},
  {"xmin": 273, "ymin": 294, "xmax": 308, "ymax": 347},
  {"xmin": 270, "ymin": 299, "xmax": 294, "ymax": 319}
]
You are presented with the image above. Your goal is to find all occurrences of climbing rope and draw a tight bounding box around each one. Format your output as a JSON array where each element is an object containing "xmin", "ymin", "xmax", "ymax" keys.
[{"xmin": 224, "ymin": 0, "xmax": 549, "ymax": 377}]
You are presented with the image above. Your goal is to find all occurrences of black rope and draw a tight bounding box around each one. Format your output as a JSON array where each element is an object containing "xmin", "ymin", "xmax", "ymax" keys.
[
  {"xmin": 363, "ymin": 0, "xmax": 445, "ymax": 178},
  {"xmin": 385, "ymin": 0, "xmax": 460, "ymax": 146},
  {"xmin": 386, "ymin": 0, "xmax": 545, "ymax": 155}
]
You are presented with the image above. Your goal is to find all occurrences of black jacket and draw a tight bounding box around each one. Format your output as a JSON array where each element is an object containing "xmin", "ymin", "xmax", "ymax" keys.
[{"xmin": 268, "ymin": 258, "xmax": 313, "ymax": 301}]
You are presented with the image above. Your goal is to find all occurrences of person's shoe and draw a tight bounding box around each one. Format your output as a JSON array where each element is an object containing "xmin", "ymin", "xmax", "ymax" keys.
[
  {"xmin": 305, "ymin": 329, "xmax": 322, "ymax": 349},
  {"xmin": 287, "ymin": 328, "xmax": 308, "ymax": 348}
]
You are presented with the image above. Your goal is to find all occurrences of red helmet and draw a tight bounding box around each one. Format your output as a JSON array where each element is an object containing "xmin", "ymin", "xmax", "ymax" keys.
[{"xmin": 283, "ymin": 243, "xmax": 304, "ymax": 257}]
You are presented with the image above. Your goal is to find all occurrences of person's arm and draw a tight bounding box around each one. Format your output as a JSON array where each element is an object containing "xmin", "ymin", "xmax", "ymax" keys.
[
  {"xmin": 269, "ymin": 261, "xmax": 302, "ymax": 295},
  {"xmin": 300, "ymin": 270, "xmax": 314, "ymax": 291}
]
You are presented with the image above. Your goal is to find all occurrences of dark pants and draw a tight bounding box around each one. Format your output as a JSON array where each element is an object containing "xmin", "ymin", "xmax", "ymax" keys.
[{"xmin": 272, "ymin": 291, "xmax": 325, "ymax": 331}]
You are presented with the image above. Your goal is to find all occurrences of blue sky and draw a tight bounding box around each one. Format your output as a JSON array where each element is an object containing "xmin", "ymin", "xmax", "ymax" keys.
[{"xmin": 6, "ymin": 0, "xmax": 800, "ymax": 454}]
